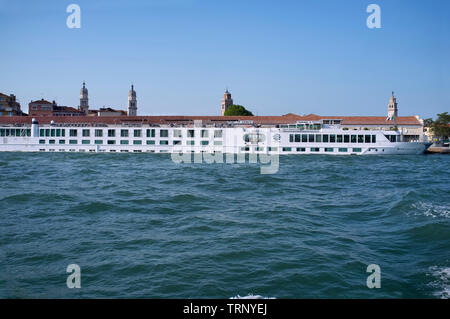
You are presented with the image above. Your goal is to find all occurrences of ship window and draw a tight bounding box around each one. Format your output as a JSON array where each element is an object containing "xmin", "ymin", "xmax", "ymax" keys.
[
  {"xmin": 323, "ymin": 134, "xmax": 329, "ymax": 143},
  {"xmin": 134, "ymin": 130, "xmax": 141, "ymax": 137},
  {"xmin": 201, "ymin": 130, "xmax": 209, "ymax": 138},
  {"xmin": 51, "ymin": 129, "xmax": 55, "ymax": 137},
  {"xmin": 289, "ymin": 134, "xmax": 294, "ymax": 143},
  {"xmin": 70, "ymin": 129, "xmax": 77, "ymax": 137},
  {"xmin": 297, "ymin": 147, "xmax": 306, "ymax": 152},
  {"xmin": 39, "ymin": 140, "xmax": 45, "ymax": 144},
  {"xmin": 146, "ymin": 129, "xmax": 155, "ymax": 138},
  {"xmin": 107, "ymin": 140, "xmax": 115, "ymax": 144},
  {"xmin": 160, "ymin": 130, "xmax": 168, "ymax": 137},
  {"xmin": 241, "ymin": 146, "xmax": 250, "ymax": 151},
  {"xmin": 59, "ymin": 140, "xmax": 65, "ymax": 144},
  {"xmin": 69, "ymin": 140, "xmax": 77, "ymax": 144},
  {"xmin": 358, "ymin": 135, "xmax": 364, "ymax": 143},
  {"xmin": 295, "ymin": 134, "xmax": 301, "ymax": 142},
  {"xmin": 187, "ymin": 130, "xmax": 195, "ymax": 138},
  {"xmin": 351, "ymin": 135, "xmax": 357, "ymax": 143},
  {"xmin": 283, "ymin": 147, "xmax": 292, "ymax": 152},
  {"xmin": 214, "ymin": 130, "xmax": 222, "ymax": 138},
  {"xmin": 187, "ymin": 140, "xmax": 195, "ymax": 145},
  {"xmin": 339, "ymin": 148, "xmax": 348, "ymax": 152},
  {"xmin": 160, "ymin": 140, "xmax": 168, "ymax": 145},
  {"xmin": 56, "ymin": 129, "xmax": 61, "ymax": 137},
  {"xmin": 133, "ymin": 140, "xmax": 142, "ymax": 145},
  {"xmin": 40, "ymin": 129, "xmax": 44, "ymax": 137},
  {"xmin": 95, "ymin": 129, "xmax": 103, "ymax": 137},
  {"xmin": 309, "ymin": 134, "xmax": 315, "ymax": 143},
  {"xmin": 82, "ymin": 129, "xmax": 90, "ymax": 137},
  {"xmin": 365, "ymin": 135, "xmax": 371, "ymax": 143},
  {"xmin": 46, "ymin": 129, "xmax": 50, "ymax": 137},
  {"xmin": 120, "ymin": 140, "xmax": 129, "ymax": 145},
  {"xmin": 353, "ymin": 148, "xmax": 362, "ymax": 152},
  {"xmin": 325, "ymin": 148, "xmax": 334, "ymax": 152},
  {"xmin": 372, "ymin": 135, "xmax": 376, "ymax": 143},
  {"xmin": 344, "ymin": 135, "xmax": 350, "ymax": 143},
  {"xmin": 330, "ymin": 135, "xmax": 336, "ymax": 143},
  {"xmin": 214, "ymin": 141, "xmax": 222, "ymax": 145},
  {"xmin": 337, "ymin": 135, "xmax": 343, "ymax": 143},
  {"xmin": 108, "ymin": 129, "xmax": 115, "ymax": 137},
  {"xmin": 173, "ymin": 130, "xmax": 182, "ymax": 138},
  {"xmin": 268, "ymin": 147, "xmax": 278, "ymax": 152},
  {"xmin": 315, "ymin": 134, "xmax": 322, "ymax": 143},
  {"xmin": 82, "ymin": 140, "xmax": 90, "ymax": 144},
  {"xmin": 302, "ymin": 134, "xmax": 307, "ymax": 143},
  {"xmin": 173, "ymin": 140, "xmax": 182, "ymax": 145},
  {"xmin": 147, "ymin": 140, "xmax": 155, "ymax": 145},
  {"xmin": 121, "ymin": 129, "xmax": 129, "ymax": 137},
  {"xmin": 0, "ymin": 129, "xmax": 5, "ymax": 136},
  {"xmin": 94, "ymin": 140, "xmax": 103, "ymax": 144},
  {"xmin": 311, "ymin": 147, "xmax": 320, "ymax": 152},
  {"xmin": 201, "ymin": 140, "xmax": 209, "ymax": 145}
]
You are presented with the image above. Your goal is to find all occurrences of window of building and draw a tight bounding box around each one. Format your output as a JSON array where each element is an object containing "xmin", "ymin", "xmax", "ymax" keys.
[
  {"xmin": 70, "ymin": 129, "xmax": 77, "ymax": 137},
  {"xmin": 134, "ymin": 130, "xmax": 141, "ymax": 137},
  {"xmin": 121, "ymin": 129, "xmax": 129, "ymax": 137},
  {"xmin": 95, "ymin": 129, "xmax": 103, "ymax": 137},
  {"xmin": 108, "ymin": 129, "xmax": 115, "ymax": 137},
  {"xmin": 160, "ymin": 130, "xmax": 168, "ymax": 138},
  {"xmin": 82, "ymin": 129, "xmax": 90, "ymax": 137}
]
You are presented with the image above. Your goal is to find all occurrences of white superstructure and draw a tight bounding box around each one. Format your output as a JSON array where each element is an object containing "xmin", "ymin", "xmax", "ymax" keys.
[{"xmin": 0, "ymin": 118, "xmax": 431, "ymax": 155}]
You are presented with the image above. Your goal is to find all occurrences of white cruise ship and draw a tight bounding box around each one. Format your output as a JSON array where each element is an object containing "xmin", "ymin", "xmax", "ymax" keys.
[{"xmin": 0, "ymin": 116, "xmax": 431, "ymax": 155}]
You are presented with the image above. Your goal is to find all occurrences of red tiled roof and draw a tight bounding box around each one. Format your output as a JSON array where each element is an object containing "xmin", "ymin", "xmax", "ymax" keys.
[
  {"xmin": 0, "ymin": 113, "xmax": 422, "ymax": 126},
  {"xmin": 29, "ymin": 99, "xmax": 52, "ymax": 104}
]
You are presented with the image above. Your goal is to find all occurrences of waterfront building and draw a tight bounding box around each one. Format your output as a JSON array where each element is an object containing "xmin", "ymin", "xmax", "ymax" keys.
[
  {"xmin": 221, "ymin": 89, "xmax": 233, "ymax": 116},
  {"xmin": 28, "ymin": 99, "xmax": 85, "ymax": 117},
  {"xmin": 0, "ymin": 93, "xmax": 23, "ymax": 116}
]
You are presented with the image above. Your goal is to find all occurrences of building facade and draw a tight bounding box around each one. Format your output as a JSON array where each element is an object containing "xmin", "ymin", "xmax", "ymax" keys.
[{"xmin": 0, "ymin": 93, "xmax": 23, "ymax": 116}]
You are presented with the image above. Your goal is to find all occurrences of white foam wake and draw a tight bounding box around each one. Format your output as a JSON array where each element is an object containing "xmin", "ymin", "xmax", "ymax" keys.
[
  {"xmin": 411, "ymin": 202, "xmax": 450, "ymax": 219},
  {"xmin": 428, "ymin": 266, "xmax": 450, "ymax": 299},
  {"xmin": 230, "ymin": 294, "xmax": 276, "ymax": 299}
]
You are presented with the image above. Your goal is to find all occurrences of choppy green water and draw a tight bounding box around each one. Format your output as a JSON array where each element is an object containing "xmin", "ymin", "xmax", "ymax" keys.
[{"xmin": 0, "ymin": 153, "xmax": 449, "ymax": 298}]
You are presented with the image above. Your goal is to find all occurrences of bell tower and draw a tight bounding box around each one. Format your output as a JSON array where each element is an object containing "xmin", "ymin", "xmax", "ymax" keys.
[
  {"xmin": 387, "ymin": 91, "xmax": 398, "ymax": 119},
  {"xmin": 128, "ymin": 84, "xmax": 137, "ymax": 116},
  {"xmin": 221, "ymin": 89, "xmax": 233, "ymax": 116},
  {"xmin": 79, "ymin": 82, "xmax": 89, "ymax": 113}
]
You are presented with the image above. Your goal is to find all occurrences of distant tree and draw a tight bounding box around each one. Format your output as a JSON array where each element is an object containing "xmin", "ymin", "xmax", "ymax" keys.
[
  {"xmin": 423, "ymin": 118, "xmax": 434, "ymax": 127},
  {"xmin": 432, "ymin": 112, "xmax": 450, "ymax": 139},
  {"xmin": 224, "ymin": 104, "xmax": 254, "ymax": 116}
]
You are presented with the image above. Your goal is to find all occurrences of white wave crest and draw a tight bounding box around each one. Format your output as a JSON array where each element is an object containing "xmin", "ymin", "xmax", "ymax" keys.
[
  {"xmin": 428, "ymin": 266, "xmax": 450, "ymax": 299},
  {"xmin": 411, "ymin": 202, "xmax": 450, "ymax": 219},
  {"xmin": 230, "ymin": 294, "xmax": 275, "ymax": 299}
]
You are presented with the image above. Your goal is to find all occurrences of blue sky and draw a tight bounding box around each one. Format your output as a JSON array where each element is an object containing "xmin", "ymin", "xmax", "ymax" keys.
[{"xmin": 0, "ymin": 0, "xmax": 448, "ymax": 118}]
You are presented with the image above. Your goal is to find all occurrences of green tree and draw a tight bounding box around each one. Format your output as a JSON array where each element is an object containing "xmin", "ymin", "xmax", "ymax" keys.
[
  {"xmin": 423, "ymin": 118, "xmax": 434, "ymax": 127},
  {"xmin": 432, "ymin": 112, "xmax": 450, "ymax": 139},
  {"xmin": 223, "ymin": 104, "xmax": 254, "ymax": 116}
]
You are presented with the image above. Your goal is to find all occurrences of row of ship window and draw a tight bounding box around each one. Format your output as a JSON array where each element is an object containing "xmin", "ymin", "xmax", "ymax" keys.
[
  {"xmin": 0, "ymin": 128, "xmax": 31, "ymax": 136},
  {"xmin": 39, "ymin": 139, "xmax": 223, "ymax": 146},
  {"xmin": 289, "ymin": 134, "xmax": 376, "ymax": 143},
  {"xmin": 36, "ymin": 128, "xmax": 224, "ymax": 138},
  {"xmin": 276, "ymin": 147, "xmax": 362, "ymax": 153}
]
